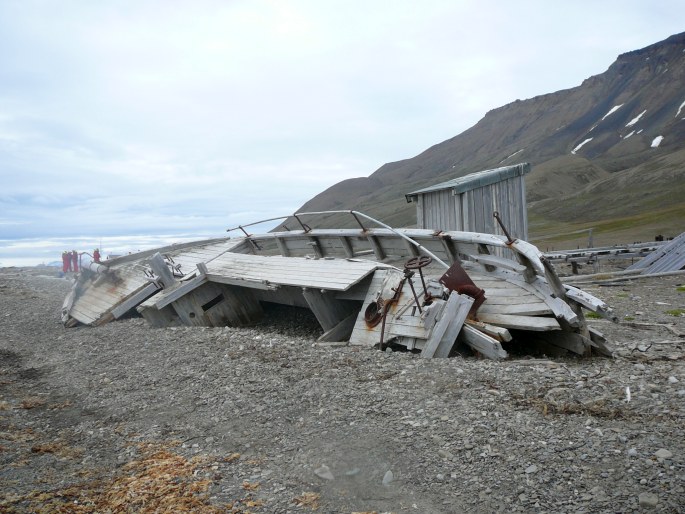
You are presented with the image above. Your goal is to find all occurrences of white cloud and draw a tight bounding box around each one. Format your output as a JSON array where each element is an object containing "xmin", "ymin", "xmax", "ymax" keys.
[{"xmin": 1, "ymin": 0, "xmax": 684, "ymax": 265}]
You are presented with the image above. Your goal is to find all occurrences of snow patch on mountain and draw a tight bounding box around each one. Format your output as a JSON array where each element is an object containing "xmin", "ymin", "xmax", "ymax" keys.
[
  {"xmin": 623, "ymin": 131, "xmax": 635, "ymax": 139},
  {"xmin": 602, "ymin": 104, "xmax": 624, "ymax": 120},
  {"xmin": 626, "ymin": 110, "xmax": 647, "ymax": 127},
  {"xmin": 571, "ymin": 138, "xmax": 593, "ymax": 154},
  {"xmin": 651, "ymin": 136, "xmax": 664, "ymax": 148},
  {"xmin": 677, "ymin": 100, "xmax": 685, "ymax": 118}
]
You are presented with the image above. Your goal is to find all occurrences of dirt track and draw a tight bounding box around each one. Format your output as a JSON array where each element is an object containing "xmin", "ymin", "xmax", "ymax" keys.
[{"xmin": 1, "ymin": 267, "xmax": 684, "ymax": 513}]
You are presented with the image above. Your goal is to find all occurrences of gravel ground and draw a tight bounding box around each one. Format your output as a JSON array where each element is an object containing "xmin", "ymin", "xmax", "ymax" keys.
[{"xmin": 1, "ymin": 267, "xmax": 684, "ymax": 513}]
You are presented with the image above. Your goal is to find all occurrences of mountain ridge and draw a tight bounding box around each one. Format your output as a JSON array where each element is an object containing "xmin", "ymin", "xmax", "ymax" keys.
[{"xmin": 288, "ymin": 32, "xmax": 685, "ymax": 247}]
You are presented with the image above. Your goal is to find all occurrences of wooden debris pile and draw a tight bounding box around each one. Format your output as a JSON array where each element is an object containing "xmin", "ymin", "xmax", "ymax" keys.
[{"xmin": 61, "ymin": 211, "xmax": 618, "ymax": 360}]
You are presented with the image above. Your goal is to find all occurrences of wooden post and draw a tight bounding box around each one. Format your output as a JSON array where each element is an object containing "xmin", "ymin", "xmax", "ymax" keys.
[{"xmin": 302, "ymin": 288, "xmax": 359, "ymax": 332}]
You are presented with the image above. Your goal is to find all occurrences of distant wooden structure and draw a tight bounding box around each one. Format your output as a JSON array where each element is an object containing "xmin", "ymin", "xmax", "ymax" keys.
[
  {"xmin": 405, "ymin": 163, "xmax": 531, "ymax": 240},
  {"xmin": 626, "ymin": 231, "xmax": 685, "ymax": 274}
]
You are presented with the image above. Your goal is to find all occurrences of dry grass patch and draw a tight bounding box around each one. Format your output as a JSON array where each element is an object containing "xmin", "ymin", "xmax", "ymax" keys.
[
  {"xmin": 0, "ymin": 441, "xmax": 246, "ymax": 513},
  {"xmin": 292, "ymin": 491, "xmax": 321, "ymax": 510}
]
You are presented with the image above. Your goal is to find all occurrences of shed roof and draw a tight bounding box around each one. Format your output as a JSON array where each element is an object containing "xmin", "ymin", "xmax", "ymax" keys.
[{"xmin": 405, "ymin": 163, "xmax": 530, "ymax": 202}]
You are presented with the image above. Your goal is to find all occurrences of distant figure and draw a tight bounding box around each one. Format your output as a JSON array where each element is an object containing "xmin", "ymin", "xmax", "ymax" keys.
[
  {"xmin": 62, "ymin": 251, "xmax": 71, "ymax": 273},
  {"xmin": 93, "ymin": 248, "xmax": 101, "ymax": 263},
  {"xmin": 656, "ymin": 234, "xmax": 664, "ymax": 242},
  {"xmin": 72, "ymin": 250, "xmax": 79, "ymax": 273}
]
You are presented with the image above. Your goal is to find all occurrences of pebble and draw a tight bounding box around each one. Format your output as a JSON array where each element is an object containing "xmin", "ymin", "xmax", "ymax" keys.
[
  {"xmin": 314, "ymin": 465, "xmax": 334, "ymax": 481},
  {"xmin": 525, "ymin": 465, "xmax": 538, "ymax": 474},
  {"xmin": 667, "ymin": 376, "xmax": 678, "ymax": 384},
  {"xmin": 382, "ymin": 470, "xmax": 394, "ymax": 485},
  {"xmin": 654, "ymin": 449, "xmax": 673, "ymax": 459},
  {"xmin": 638, "ymin": 492, "xmax": 659, "ymax": 508}
]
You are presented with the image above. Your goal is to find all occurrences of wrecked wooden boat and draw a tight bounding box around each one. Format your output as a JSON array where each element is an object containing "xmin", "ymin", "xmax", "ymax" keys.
[{"xmin": 61, "ymin": 210, "xmax": 615, "ymax": 359}]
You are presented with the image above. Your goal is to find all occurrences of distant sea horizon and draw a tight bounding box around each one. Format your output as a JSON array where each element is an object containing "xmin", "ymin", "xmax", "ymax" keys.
[{"xmin": 0, "ymin": 232, "xmax": 230, "ymax": 268}]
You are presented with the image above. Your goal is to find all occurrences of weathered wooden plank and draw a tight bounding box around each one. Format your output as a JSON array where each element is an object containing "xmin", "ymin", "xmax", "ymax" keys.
[
  {"xmin": 302, "ymin": 288, "xmax": 359, "ymax": 331},
  {"xmin": 464, "ymin": 319, "xmax": 512, "ymax": 342},
  {"xmin": 206, "ymin": 274, "xmax": 278, "ymax": 291},
  {"xmin": 478, "ymin": 302, "xmax": 552, "ymax": 316},
  {"xmin": 111, "ymin": 282, "xmax": 160, "ymax": 318},
  {"xmin": 466, "ymin": 253, "xmax": 527, "ymax": 273},
  {"xmin": 476, "ymin": 313, "xmax": 561, "ymax": 331},
  {"xmin": 275, "ymin": 237, "xmax": 290, "ymax": 257},
  {"xmin": 427, "ymin": 293, "xmax": 474, "ymax": 358},
  {"xmin": 338, "ymin": 237, "xmax": 355, "ymax": 258},
  {"xmin": 458, "ymin": 324, "xmax": 508, "ymax": 359},
  {"xmin": 154, "ymin": 274, "xmax": 208, "ymax": 308},
  {"xmin": 564, "ymin": 284, "xmax": 615, "ymax": 320},
  {"xmin": 171, "ymin": 282, "xmax": 263, "ymax": 327},
  {"xmin": 366, "ymin": 235, "xmax": 386, "ymax": 260},
  {"xmin": 317, "ymin": 312, "xmax": 358, "ymax": 342}
]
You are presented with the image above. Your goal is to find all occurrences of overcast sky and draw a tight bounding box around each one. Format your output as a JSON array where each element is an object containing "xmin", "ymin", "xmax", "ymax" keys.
[{"xmin": 1, "ymin": 0, "xmax": 683, "ymax": 260}]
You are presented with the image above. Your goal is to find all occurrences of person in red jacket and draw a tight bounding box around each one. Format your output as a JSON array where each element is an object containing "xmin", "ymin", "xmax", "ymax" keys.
[
  {"xmin": 72, "ymin": 250, "xmax": 79, "ymax": 273},
  {"xmin": 62, "ymin": 251, "xmax": 70, "ymax": 273},
  {"xmin": 93, "ymin": 248, "xmax": 101, "ymax": 263}
]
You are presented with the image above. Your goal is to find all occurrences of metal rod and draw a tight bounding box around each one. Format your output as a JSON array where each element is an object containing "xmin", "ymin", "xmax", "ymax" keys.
[
  {"xmin": 406, "ymin": 275, "xmax": 422, "ymax": 314},
  {"xmin": 226, "ymin": 215, "xmax": 290, "ymax": 232},
  {"xmin": 493, "ymin": 211, "xmax": 515, "ymax": 245}
]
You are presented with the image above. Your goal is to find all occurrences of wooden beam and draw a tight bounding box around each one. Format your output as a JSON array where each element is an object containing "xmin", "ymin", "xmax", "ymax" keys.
[
  {"xmin": 339, "ymin": 236, "xmax": 355, "ymax": 258},
  {"xmin": 459, "ymin": 324, "xmax": 508, "ymax": 360},
  {"xmin": 302, "ymin": 288, "xmax": 359, "ymax": 331},
  {"xmin": 466, "ymin": 253, "xmax": 527, "ymax": 273},
  {"xmin": 476, "ymin": 313, "xmax": 561, "ymax": 331},
  {"xmin": 317, "ymin": 312, "xmax": 358, "ymax": 342},
  {"xmin": 464, "ymin": 319, "xmax": 512, "ymax": 342},
  {"xmin": 367, "ymin": 235, "xmax": 386, "ymax": 260},
  {"xmin": 111, "ymin": 282, "xmax": 160, "ymax": 318},
  {"xmin": 154, "ymin": 274, "xmax": 208, "ymax": 309},
  {"xmin": 422, "ymin": 293, "xmax": 474, "ymax": 358},
  {"xmin": 275, "ymin": 237, "xmax": 291, "ymax": 256}
]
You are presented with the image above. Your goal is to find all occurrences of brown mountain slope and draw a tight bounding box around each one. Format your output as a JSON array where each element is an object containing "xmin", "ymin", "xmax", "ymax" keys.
[{"xmin": 287, "ymin": 32, "xmax": 685, "ymax": 247}]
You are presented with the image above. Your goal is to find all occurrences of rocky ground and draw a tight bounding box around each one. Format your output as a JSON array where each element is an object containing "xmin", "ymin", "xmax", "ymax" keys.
[{"xmin": 1, "ymin": 266, "xmax": 684, "ymax": 513}]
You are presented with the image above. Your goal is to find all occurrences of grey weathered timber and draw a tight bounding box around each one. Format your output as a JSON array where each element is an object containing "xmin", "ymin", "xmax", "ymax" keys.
[
  {"xmin": 458, "ymin": 324, "xmax": 508, "ymax": 359},
  {"xmin": 464, "ymin": 319, "xmax": 512, "ymax": 342},
  {"xmin": 302, "ymin": 288, "xmax": 360, "ymax": 331},
  {"xmin": 111, "ymin": 282, "xmax": 159, "ymax": 319},
  {"xmin": 627, "ymin": 231, "xmax": 685, "ymax": 274},
  {"xmin": 406, "ymin": 163, "xmax": 531, "ymax": 240},
  {"xmin": 422, "ymin": 293, "xmax": 474, "ymax": 358},
  {"xmin": 317, "ymin": 312, "xmax": 358, "ymax": 342},
  {"xmin": 564, "ymin": 284, "xmax": 615, "ymax": 320},
  {"xmin": 138, "ymin": 303, "xmax": 181, "ymax": 328},
  {"xmin": 171, "ymin": 282, "xmax": 263, "ymax": 327},
  {"xmin": 477, "ymin": 313, "xmax": 561, "ymax": 331}
]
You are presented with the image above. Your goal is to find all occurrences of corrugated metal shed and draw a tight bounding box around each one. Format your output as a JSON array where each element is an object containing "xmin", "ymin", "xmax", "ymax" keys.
[
  {"xmin": 626, "ymin": 231, "xmax": 685, "ymax": 274},
  {"xmin": 405, "ymin": 163, "xmax": 531, "ymax": 240}
]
